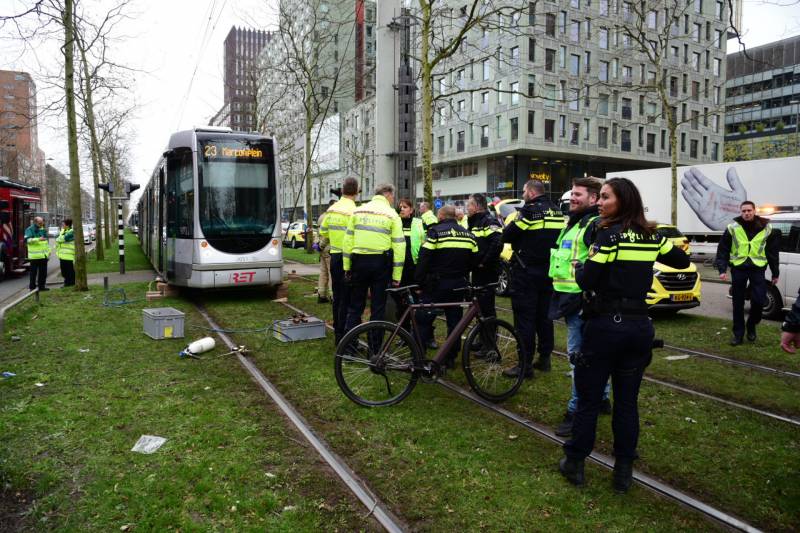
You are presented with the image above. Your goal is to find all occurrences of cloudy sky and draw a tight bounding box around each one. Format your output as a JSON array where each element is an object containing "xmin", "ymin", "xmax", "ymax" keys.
[{"xmin": 1, "ymin": 0, "xmax": 799, "ymax": 204}]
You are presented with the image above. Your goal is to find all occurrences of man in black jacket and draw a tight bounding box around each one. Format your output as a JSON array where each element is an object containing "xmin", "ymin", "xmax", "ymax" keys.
[
  {"xmin": 781, "ymin": 288, "xmax": 800, "ymax": 353},
  {"xmin": 502, "ymin": 180, "xmax": 565, "ymax": 378},
  {"xmin": 715, "ymin": 201, "xmax": 780, "ymax": 345},
  {"xmin": 415, "ymin": 205, "xmax": 479, "ymax": 368},
  {"xmin": 467, "ymin": 193, "xmax": 503, "ymax": 319}
]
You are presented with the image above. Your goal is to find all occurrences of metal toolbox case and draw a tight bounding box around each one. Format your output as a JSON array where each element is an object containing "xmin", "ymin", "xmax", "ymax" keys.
[
  {"xmin": 272, "ymin": 317, "xmax": 326, "ymax": 342},
  {"xmin": 142, "ymin": 307, "xmax": 185, "ymax": 339}
]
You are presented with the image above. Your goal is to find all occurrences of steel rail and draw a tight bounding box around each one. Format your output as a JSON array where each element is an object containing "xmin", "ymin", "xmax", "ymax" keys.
[
  {"xmin": 194, "ymin": 302, "xmax": 407, "ymax": 533},
  {"xmin": 437, "ymin": 380, "xmax": 762, "ymax": 533},
  {"xmin": 280, "ymin": 299, "xmax": 763, "ymax": 532},
  {"xmin": 493, "ymin": 304, "xmax": 800, "ymax": 380}
]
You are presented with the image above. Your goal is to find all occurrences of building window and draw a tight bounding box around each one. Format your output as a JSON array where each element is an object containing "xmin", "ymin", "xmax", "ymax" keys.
[
  {"xmin": 646, "ymin": 133, "xmax": 656, "ymax": 153},
  {"xmin": 545, "ymin": 119, "xmax": 555, "ymax": 142},
  {"xmin": 545, "ymin": 48, "xmax": 556, "ymax": 72},
  {"xmin": 690, "ymin": 139, "xmax": 698, "ymax": 158},
  {"xmin": 528, "ymin": 110, "xmax": 535, "ymax": 134},
  {"xmin": 598, "ymin": 126, "xmax": 608, "ymax": 148},
  {"xmin": 481, "ymin": 125, "xmax": 489, "ymax": 147},
  {"xmin": 598, "ymin": 93, "xmax": 609, "ymax": 115},
  {"xmin": 570, "ymin": 122, "xmax": 579, "ymax": 145},
  {"xmin": 570, "ymin": 54, "xmax": 580, "ymax": 76},
  {"xmin": 681, "ymin": 132, "xmax": 686, "ymax": 152},
  {"xmin": 584, "ymin": 51, "xmax": 591, "ymax": 73},
  {"xmin": 711, "ymin": 142, "xmax": 719, "ymax": 161},
  {"xmin": 497, "ymin": 81, "xmax": 503, "ymax": 104},
  {"xmin": 599, "ymin": 28, "xmax": 608, "ymax": 49},
  {"xmin": 599, "ymin": 61, "xmax": 609, "ymax": 81},
  {"xmin": 647, "ymin": 10, "xmax": 657, "ymax": 29},
  {"xmin": 510, "ymin": 117, "xmax": 519, "ymax": 140},
  {"xmin": 692, "ymin": 52, "xmax": 700, "ymax": 72},
  {"xmin": 528, "ymin": 38, "xmax": 536, "ymax": 62},
  {"xmin": 528, "ymin": 75, "xmax": 536, "ymax": 97},
  {"xmin": 559, "ymin": 45, "xmax": 567, "ymax": 69},
  {"xmin": 692, "ymin": 23, "xmax": 701, "ymax": 42},
  {"xmin": 510, "ymin": 46, "xmax": 519, "ymax": 64},
  {"xmin": 545, "ymin": 84, "xmax": 556, "ymax": 107},
  {"xmin": 546, "ymin": 13, "xmax": 556, "ymax": 36},
  {"xmin": 621, "ymin": 98, "xmax": 632, "ymax": 119},
  {"xmin": 482, "ymin": 59, "xmax": 490, "ymax": 80},
  {"xmin": 713, "ymin": 58, "xmax": 721, "ymax": 76},
  {"xmin": 599, "ymin": 0, "xmax": 608, "ymax": 15},
  {"xmin": 638, "ymin": 126, "xmax": 644, "ymax": 147},
  {"xmin": 691, "ymin": 81, "xmax": 700, "ymax": 101},
  {"xmin": 559, "ymin": 115, "xmax": 566, "ymax": 137},
  {"xmin": 570, "ymin": 21, "xmax": 580, "ymax": 42},
  {"xmin": 716, "ymin": 0, "xmax": 724, "ymax": 20},
  {"xmin": 438, "ymin": 136, "xmax": 445, "ymax": 154},
  {"xmin": 457, "ymin": 130, "xmax": 465, "ymax": 152},
  {"xmin": 621, "ymin": 129, "xmax": 631, "ymax": 152},
  {"xmin": 510, "ymin": 81, "xmax": 519, "ymax": 104},
  {"xmin": 569, "ymin": 88, "xmax": 579, "ymax": 111}
]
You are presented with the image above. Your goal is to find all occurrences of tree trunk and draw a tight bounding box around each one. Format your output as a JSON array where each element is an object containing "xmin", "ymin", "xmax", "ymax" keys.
[
  {"xmin": 63, "ymin": 0, "xmax": 88, "ymax": 290},
  {"xmin": 669, "ymin": 115, "xmax": 679, "ymax": 226},
  {"xmin": 79, "ymin": 44, "xmax": 104, "ymax": 260},
  {"xmin": 420, "ymin": 1, "xmax": 434, "ymax": 207},
  {"xmin": 103, "ymin": 174, "xmax": 111, "ymax": 249},
  {"xmin": 304, "ymin": 103, "xmax": 313, "ymax": 253}
]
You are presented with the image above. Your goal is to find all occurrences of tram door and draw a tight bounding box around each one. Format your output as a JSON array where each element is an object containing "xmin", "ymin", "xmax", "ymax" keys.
[
  {"xmin": 158, "ymin": 167, "xmax": 165, "ymax": 273},
  {"xmin": 165, "ymin": 159, "xmax": 177, "ymax": 281}
]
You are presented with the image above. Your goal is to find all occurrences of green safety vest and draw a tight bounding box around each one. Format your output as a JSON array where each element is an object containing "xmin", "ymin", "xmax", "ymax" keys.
[
  {"xmin": 319, "ymin": 197, "xmax": 356, "ymax": 254},
  {"xmin": 56, "ymin": 228, "xmax": 75, "ymax": 262},
  {"xmin": 25, "ymin": 226, "xmax": 50, "ymax": 260},
  {"xmin": 410, "ymin": 217, "xmax": 424, "ymax": 263},
  {"xmin": 728, "ymin": 222, "xmax": 771, "ymax": 267},
  {"xmin": 342, "ymin": 195, "xmax": 406, "ymax": 282},
  {"xmin": 549, "ymin": 216, "xmax": 598, "ymax": 293}
]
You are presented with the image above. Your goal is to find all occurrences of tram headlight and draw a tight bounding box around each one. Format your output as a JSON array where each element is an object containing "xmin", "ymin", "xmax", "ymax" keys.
[
  {"xmin": 200, "ymin": 241, "xmax": 208, "ymax": 248},
  {"xmin": 271, "ymin": 239, "xmax": 279, "ymax": 246}
]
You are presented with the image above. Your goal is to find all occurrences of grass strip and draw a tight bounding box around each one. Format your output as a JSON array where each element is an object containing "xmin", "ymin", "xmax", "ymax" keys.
[
  {"xmin": 201, "ymin": 287, "xmax": 723, "ymax": 532},
  {"xmin": 282, "ymin": 247, "xmax": 321, "ymax": 265},
  {"xmin": 85, "ymin": 231, "xmax": 152, "ymax": 274},
  {"xmin": 0, "ymin": 283, "xmax": 378, "ymax": 531},
  {"xmin": 286, "ymin": 277, "xmax": 800, "ymax": 530}
]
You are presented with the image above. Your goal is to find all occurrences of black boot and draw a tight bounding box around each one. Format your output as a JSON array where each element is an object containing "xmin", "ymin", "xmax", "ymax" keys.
[
  {"xmin": 729, "ymin": 335, "xmax": 743, "ymax": 346},
  {"xmin": 558, "ymin": 456, "xmax": 585, "ymax": 486},
  {"xmin": 532, "ymin": 353, "xmax": 551, "ymax": 372},
  {"xmin": 502, "ymin": 365, "xmax": 533, "ymax": 379},
  {"xmin": 554, "ymin": 411, "xmax": 574, "ymax": 437},
  {"xmin": 613, "ymin": 459, "xmax": 634, "ymax": 494}
]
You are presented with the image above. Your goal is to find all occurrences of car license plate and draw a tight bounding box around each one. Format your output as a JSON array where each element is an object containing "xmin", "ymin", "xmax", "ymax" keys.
[{"xmin": 671, "ymin": 293, "xmax": 693, "ymax": 302}]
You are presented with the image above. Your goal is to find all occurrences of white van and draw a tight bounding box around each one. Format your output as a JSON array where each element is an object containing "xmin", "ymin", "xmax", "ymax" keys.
[{"xmin": 760, "ymin": 212, "xmax": 800, "ymax": 318}]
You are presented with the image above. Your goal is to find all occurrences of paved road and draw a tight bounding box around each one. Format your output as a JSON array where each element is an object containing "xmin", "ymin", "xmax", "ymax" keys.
[{"xmin": 0, "ymin": 238, "xmax": 65, "ymax": 305}]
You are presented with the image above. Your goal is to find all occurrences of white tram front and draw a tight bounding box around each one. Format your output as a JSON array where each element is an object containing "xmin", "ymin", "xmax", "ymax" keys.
[{"xmin": 138, "ymin": 127, "xmax": 282, "ymax": 288}]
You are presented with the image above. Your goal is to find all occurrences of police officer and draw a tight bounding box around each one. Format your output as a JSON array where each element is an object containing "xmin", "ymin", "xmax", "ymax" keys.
[
  {"xmin": 415, "ymin": 205, "xmax": 478, "ymax": 368},
  {"xmin": 502, "ymin": 179, "xmax": 565, "ymax": 379},
  {"xmin": 418, "ymin": 201, "xmax": 437, "ymax": 230},
  {"xmin": 714, "ymin": 201, "xmax": 780, "ymax": 345},
  {"xmin": 548, "ymin": 177, "xmax": 611, "ymax": 438},
  {"xmin": 559, "ymin": 177, "xmax": 689, "ymax": 493},
  {"xmin": 319, "ymin": 177, "xmax": 358, "ymax": 344},
  {"xmin": 56, "ymin": 218, "xmax": 76, "ymax": 287},
  {"xmin": 467, "ymin": 193, "xmax": 502, "ymax": 322},
  {"xmin": 24, "ymin": 216, "xmax": 50, "ymax": 292},
  {"xmin": 342, "ymin": 183, "xmax": 405, "ymax": 332}
]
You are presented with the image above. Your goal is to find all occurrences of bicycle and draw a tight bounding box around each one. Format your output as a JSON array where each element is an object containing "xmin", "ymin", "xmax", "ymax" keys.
[{"xmin": 334, "ymin": 283, "xmax": 525, "ymax": 407}]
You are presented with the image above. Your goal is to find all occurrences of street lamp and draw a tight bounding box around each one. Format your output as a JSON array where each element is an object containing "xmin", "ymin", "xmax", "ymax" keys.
[{"xmin": 790, "ymin": 99, "xmax": 800, "ymax": 155}]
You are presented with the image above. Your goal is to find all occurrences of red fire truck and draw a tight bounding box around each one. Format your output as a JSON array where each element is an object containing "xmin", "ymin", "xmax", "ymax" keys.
[{"xmin": 0, "ymin": 177, "xmax": 42, "ymax": 280}]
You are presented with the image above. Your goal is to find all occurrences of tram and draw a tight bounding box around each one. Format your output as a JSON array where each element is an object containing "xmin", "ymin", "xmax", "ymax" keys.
[{"xmin": 138, "ymin": 127, "xmax": 282, "ymax": 288}]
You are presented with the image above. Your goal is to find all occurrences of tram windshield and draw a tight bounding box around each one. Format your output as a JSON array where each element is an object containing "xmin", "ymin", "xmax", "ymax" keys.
[{"xmin": 198, "ymin": 137, "xmax": 276, "ymax": 239}]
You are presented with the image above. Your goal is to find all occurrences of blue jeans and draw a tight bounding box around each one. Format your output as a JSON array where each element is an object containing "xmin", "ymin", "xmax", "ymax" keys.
[{"xmin": 566, "ymin": 310, "xmax": 610, "ymax": 413}]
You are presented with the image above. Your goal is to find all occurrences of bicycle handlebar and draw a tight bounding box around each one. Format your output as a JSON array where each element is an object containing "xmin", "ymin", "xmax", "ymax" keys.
[{"xmin": 385, "ymin": 284, "xmax": 419, "ymax": 294}]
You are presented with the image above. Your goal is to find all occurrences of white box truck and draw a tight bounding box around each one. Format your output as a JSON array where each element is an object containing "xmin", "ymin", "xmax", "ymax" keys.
[{"xmin": 608, "ymin": 156, "xmax": 800, "ymax": 317}]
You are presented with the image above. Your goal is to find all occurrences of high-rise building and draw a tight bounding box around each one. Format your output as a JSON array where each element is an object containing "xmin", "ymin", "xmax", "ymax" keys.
[
  {"xmin": 0, "ymin": 70, "xmax": 45, "ymax": 193},
  {"xmin": 214, "ymin": 27, "xmax": 272, "ymax": 131},
  {"xmin": 724, "ymin": 35, "xmax": 800, "ymax": 161},
  {"xmin": 418, "ymin": 0, "xmax": 728, "ymax": 203}
]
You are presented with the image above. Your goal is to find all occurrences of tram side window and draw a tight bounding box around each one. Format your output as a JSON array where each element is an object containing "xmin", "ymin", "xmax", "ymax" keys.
[{"xmin": 168, "ymin": 149, "xmax": 194, "ymax": 238}]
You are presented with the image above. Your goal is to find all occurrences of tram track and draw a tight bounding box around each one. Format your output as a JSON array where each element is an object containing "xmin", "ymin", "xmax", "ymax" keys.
[
  {"xmin": 493, "ymin": 304, "xmax": 800, "ymax": 381},
  {"xmin": 193, "ymin": 300, "xmax": 407, "ymax": 533},
  {"xmin": 276, "ymin": 298, "xmax": 763, "ymax": 533}
]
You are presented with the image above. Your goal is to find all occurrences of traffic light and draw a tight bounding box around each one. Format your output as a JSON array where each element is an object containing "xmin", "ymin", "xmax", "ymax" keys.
[
  {"xmin": 124, "ymin": 181, "xmax": 140, "ymax": 196},
  {"xmin": 98, "ymin": 182, "xmax": 114, "ymax": 194}
]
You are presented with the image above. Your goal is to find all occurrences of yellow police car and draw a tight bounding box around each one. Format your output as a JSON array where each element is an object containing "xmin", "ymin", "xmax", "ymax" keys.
[
  {"xmin": 283, "ymin": 221, "xmax": 309, "ymax": 248},
  {"xmin": 492, "ymin": 201, "xmax": 701, "ymax": 312}
]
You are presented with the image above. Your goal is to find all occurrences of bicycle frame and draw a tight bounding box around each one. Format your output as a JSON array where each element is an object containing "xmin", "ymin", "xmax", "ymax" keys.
[{"xmin": 391, "ymin": 290, "xmax": 483, "ymax": 368}]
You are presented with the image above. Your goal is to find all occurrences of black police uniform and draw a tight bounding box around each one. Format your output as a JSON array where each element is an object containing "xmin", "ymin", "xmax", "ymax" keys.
[
  {"xmin": 468, "ymin": 210, "xmax": 503, "ymax": 320},
  {"xmin": 714, "ymin": 215, "xmax": 780, "ymax": 342},
  {"xmin": 415, "ymin": 219, "xmax": 478, "ymax": 365},
  {"xmin": 501, "ymin": 195, "xmax": 564, "ymax": 376},
  {"xmin": 563, "ymin": 223, "xmax": 689, "ymax": 483}
]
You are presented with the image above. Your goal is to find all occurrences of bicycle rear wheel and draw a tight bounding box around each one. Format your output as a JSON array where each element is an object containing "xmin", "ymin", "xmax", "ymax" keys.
[
  {"xmin": 334, "ymin": 321, "xmax": 421, "ymax": 407},
  {"xmin": 462, "ymin": 318, "xmax": 525, "ymax": 402}
]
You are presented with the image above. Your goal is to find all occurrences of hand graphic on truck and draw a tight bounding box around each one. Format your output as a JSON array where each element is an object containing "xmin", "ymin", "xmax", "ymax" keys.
[{"xmin": 680, "ymin": 167, "xmax": 748, "ymax": 231}]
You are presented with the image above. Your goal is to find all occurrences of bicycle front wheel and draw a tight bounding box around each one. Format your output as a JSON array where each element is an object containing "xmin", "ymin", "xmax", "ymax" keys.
[
  {"xmin": 334, "ymin": 321, "xmax": 421, "ymax": 407},
  {"xmin": 462, "ymin": 318, "xmax": 525, "ymax": 402}
]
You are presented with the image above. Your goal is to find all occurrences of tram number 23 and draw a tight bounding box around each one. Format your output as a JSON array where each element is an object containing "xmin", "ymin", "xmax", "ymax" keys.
[
  {"xmin": 231, "ymin": 271, "xmax": 255, "ymax": 284},
  {"xmin": 204, "ymin": 144, "xmax": 218, "ymax": 158}
]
